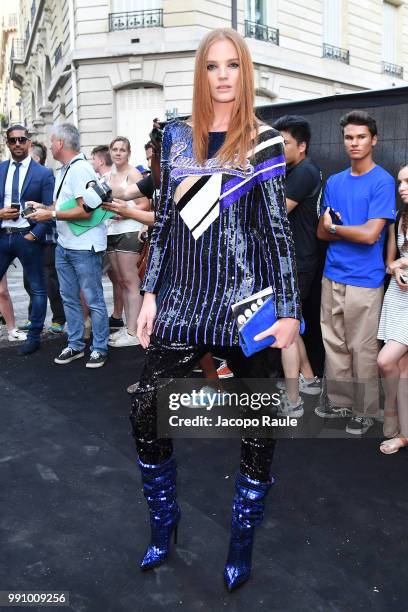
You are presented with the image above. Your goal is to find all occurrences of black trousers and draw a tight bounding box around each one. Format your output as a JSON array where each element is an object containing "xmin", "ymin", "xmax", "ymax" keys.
[
  {"xmin": 24, "ymin": 243, "xmax": 66, "ymax": 325},
  {"xmin": 130, "ymin": 336, "xmax": 279, "ymax": 482}
]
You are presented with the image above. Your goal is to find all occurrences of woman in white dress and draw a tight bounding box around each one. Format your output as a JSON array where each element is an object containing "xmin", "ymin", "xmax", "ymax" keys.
[
  {"xmin": 106, "ymin": 137, "xmax": 150, "ymax": 347},
  {"xmin": 377, "ymin": 165, "xmax": 408, "ymax": 454}
]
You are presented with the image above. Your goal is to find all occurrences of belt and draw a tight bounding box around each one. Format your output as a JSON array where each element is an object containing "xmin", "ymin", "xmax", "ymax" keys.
[{"xmin": 0, "ymin": 227, "xmax": 30, "ymax": 234}]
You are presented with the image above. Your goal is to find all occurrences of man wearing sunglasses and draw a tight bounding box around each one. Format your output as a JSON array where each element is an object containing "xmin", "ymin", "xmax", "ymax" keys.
[{"xmin": 0, "ymin": 125, "xmax": 55, "ymax": 354}]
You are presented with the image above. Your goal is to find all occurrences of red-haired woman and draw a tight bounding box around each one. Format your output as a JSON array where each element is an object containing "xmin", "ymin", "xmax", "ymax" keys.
[
  {"xmin": 377, "ymin": 165, "xmax": 408, "ymax": 454},
  {"xmin": 131, "ymin": 28, "xmax": 301, "ymax": 590}
]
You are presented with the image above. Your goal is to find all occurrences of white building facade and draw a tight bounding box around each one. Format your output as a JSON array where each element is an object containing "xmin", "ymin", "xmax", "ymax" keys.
[
  {"xmin": 8, "ymin": 0, "xmax": 408, "ymax": 164},
  {"xmin": 0, "ymin": 8, "xmax": 24, "ymax": 159}
]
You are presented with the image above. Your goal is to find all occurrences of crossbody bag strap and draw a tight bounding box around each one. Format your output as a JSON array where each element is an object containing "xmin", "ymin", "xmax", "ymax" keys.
[{"xmin": 55, "ymin": 157, "xmax": 83, "ymax": 201}]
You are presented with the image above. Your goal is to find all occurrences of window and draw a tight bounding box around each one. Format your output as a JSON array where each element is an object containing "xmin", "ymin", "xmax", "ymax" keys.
[
  {"xmin": 323, "ymin": 0, "xmax": 342, "ymax": 48},
  {"xmin": 382, "ymin": 1, "xmax": 398, "ymax": 64},
  {"xmin": 115, "ymin": 87, "xmax": 165, "ymax": 166},
  {"xmin": 110, "ymin": 0, "xmax": 162, "ymax": 30},
  {"xmin": 246, "ymin": 0, "xmax": 266, "ymax": 25},
  {"xmin": 111, "ymin": 0, "xmax": 161, "ymax": 11}
]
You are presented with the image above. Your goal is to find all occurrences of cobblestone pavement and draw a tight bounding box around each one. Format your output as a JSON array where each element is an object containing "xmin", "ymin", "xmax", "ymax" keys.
[{"xmin": 0, "ymin": 259, "xmax": 114, "ymax": 347}]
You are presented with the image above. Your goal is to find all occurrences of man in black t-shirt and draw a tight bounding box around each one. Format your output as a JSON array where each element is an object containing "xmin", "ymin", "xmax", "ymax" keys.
[{"xmin": 273, "ymin": 115, "xmax": 322, "ymax": 416}]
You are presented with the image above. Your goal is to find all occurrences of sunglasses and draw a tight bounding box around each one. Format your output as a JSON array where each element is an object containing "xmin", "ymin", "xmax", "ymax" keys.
[{"xmin": 7, "ymin": 136, "xmax": 28, "ymax": 144}]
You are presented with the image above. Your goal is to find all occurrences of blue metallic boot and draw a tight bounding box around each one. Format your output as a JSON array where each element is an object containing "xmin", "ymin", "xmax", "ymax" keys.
[
  {"xmin": 224, "ymin": 472, "xmax": 273, "ymax": 591},
  {"xmin": 137, "ymin": 456, "xmax": 180, "ymax": 570}
]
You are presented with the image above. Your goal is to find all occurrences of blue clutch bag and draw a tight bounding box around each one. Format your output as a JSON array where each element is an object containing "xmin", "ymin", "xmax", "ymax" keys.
[{"xmin": 232, "ymin": 288, "xmax": 305, "ymax": 357}]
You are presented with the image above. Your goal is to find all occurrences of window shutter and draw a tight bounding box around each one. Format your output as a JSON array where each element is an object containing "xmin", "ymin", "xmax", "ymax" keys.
[
  {"xmin": 115, "ymin": 87, "xmax": 165, "ymax": 166},
  {"xmin": 323, "ymin": 0, "xmax": 342, "ymax": 47},
  {"xmin": 382, "ymin": 1, "xmax": 397, "ymax": 63},
  {"xmin": 111, "ymin": 0, "xmax": 162, "ymax": 12}
]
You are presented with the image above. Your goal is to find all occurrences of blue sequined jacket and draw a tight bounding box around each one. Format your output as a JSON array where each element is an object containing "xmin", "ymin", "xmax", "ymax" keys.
[{"xmin": 141, "ymin": 119, "xmax": 301, "ymax": 346}]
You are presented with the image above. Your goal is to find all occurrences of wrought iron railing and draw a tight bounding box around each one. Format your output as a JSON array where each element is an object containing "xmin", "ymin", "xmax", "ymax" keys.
[
  {"xmin": 322, "ymin": 43, "xmax": 350, "ymax": 64},
  {"xmin": 109, "ymin": 9, "xmax": 163, "ymax": 31},
  {"xmin": 382, "ymin": 61, "xmax": 403, "ymax": 79},
  {"xmin": 4, "ymin": 13, "xmax": 17, "ymax": 29},
  {"xmin": 54, "ymin": 42, "xmax": 62, "ymax": 66},
  {"xmin": 245, "ymin": 20, "xmax": 279, "ymax": 45}
]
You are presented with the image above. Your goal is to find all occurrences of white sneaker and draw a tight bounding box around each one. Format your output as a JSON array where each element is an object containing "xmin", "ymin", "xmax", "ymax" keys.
[
  {"xmin": 277, "ymin": 393, "xmax": 304, "ymax": 418},
  {"xmin": 299, "ymin": 373, "xmax": 321, "ymax": 395},
  {"xmin": 109, "ymin": 328, "xmax": 124, "ymax": 341},
  {"xmin": 108, "ymin": 329, "xmax": 140, "ymax": 347},
  {"xmin": 8, "ymin": 328, "xmax": 27, "ymax": 342}
]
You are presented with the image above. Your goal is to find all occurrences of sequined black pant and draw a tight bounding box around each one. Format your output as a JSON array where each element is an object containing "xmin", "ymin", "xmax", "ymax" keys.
[{"xmin": 130, "ymin": 336, "xmax": 278, "ymax": 482}]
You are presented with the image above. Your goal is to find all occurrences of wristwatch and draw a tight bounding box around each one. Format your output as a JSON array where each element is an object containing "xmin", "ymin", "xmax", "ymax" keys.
[
  {"xmin": 329, "ymin": 224, "xmax": 337, "ymax": 234},
  {"xmin": 51, "ymin": 210, "xmax": 57, "ymax": 220}
]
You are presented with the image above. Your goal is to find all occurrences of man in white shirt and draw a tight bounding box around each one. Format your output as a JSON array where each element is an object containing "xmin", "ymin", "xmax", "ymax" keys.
[{"xmin": 27, "ymin": 123, "xmax": 109, "ymax": 368}]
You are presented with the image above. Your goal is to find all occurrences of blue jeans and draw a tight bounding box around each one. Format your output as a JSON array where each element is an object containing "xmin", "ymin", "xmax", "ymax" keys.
[
  {"xmin": 55, "ymin": 244, "xmax": 109, "ymax": 353},
  {"xmin": 0, "ymin": 229, "xmax": 47, "ymax": 341}
]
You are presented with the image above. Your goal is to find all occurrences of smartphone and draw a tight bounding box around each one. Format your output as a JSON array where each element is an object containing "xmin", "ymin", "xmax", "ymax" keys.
[
  {"xmin": 328, "ymin": 207, "xmax": 343, "ymax": 226},
  {"xmin": 21, "ymin": 205, "xmax": 35, "ymax": 218},
  {"xmin": 10, "ymin": 203, "xmax": 20, "ymax": 211}
]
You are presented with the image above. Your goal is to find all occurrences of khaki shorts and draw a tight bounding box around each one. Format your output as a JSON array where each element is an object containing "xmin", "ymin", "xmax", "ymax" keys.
[{"xmin": 107, "ymin": 232, "xmax": 144, "ymax": 254}]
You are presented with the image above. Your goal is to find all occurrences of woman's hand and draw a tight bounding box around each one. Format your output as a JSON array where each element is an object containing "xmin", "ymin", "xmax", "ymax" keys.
[
  {"xmin": 254, "ymin": 317, "xmax": 300, "ymax": 349},
  {"xmin": 389, "ymin": 257, "xmax": 408, "ymax": 272},
  {"xmin": 137, "ymin": 293, "xmax": 157, "ymax": 348},
  {"xmin": 102, "ymin": 200, "xmax": 131, "ymax": 218},
  {"xmin": 395, "ymin": 268, "xmax": 408, "ymax": 291}
]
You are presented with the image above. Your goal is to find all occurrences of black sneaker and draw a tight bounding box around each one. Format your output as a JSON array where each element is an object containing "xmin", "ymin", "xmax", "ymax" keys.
[
  {"xmin": 109, "ymin": 315, "xmax": 124, "ymax": 331},
  {"xmin": 86, "ymin": 350, "xmax": 107, "ymax": 368},
  {"xmin": 315, "ymin": 403, "xmax": 352, "ymax": 418},
  {"xmin": 345, "ymin": 415, "xmax": 374, "ymax": 435},
  {"xmin": 54, "ymin": 347, "xmax": 85, "ymax": 364}
]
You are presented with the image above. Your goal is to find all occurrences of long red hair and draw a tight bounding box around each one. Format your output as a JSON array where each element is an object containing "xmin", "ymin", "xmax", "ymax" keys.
[{"xmin": 192, "ymin": 28, "xmax": 258, "ymax": 167}]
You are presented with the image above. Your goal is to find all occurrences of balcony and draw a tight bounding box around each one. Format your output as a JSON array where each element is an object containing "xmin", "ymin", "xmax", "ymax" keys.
[
  {"xmin": 3, "ymin": 13, "xmax": 17, "ymax": 30},
  {"xmin": 109, "ymin": 9, "xmax": 163, "ymax": 31},
  {"xmin": 54, "ymin": 42, "xmax": 62, "ymax": 66},
  {"xmin": 245, "ymin": 20, "xmax": 279, "ymax": 46},
  {"xmin": 322, "ymin": 43, "xmax": 350, "ymax": 65},
  {"xmin": 10, "ymin": 38, "xmax": 25, "ymax": 85},
  {"xmin": 10, "ymin": 39, "xmax": 25, "ymax": 64},
  {"xmin": 382, "ymin": 61, "xmax": 404, "ymax": 79}
]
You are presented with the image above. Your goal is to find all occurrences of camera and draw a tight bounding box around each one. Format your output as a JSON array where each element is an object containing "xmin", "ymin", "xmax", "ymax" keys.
[
  {"xmin": 150, "ymin": 125, "xmax": 163, "ymax": 147},
  {"xmin": 82, "ymin": 179, "xmax": 113, "ymax": 213}
]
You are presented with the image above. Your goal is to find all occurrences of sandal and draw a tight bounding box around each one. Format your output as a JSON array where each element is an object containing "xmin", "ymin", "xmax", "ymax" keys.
[
  {"xmin": 379, "ymin": 437, "xmax": 408, "ymax": 455},
  {"xmin": 383, "ymin": 410, "xmax": 400, "ymax": 438}
]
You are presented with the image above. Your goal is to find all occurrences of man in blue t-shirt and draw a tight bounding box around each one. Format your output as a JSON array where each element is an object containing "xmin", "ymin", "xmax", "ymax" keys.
[{"xmin": 315, "ymin": 110, "xmax": 396, "ymax": 435}]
